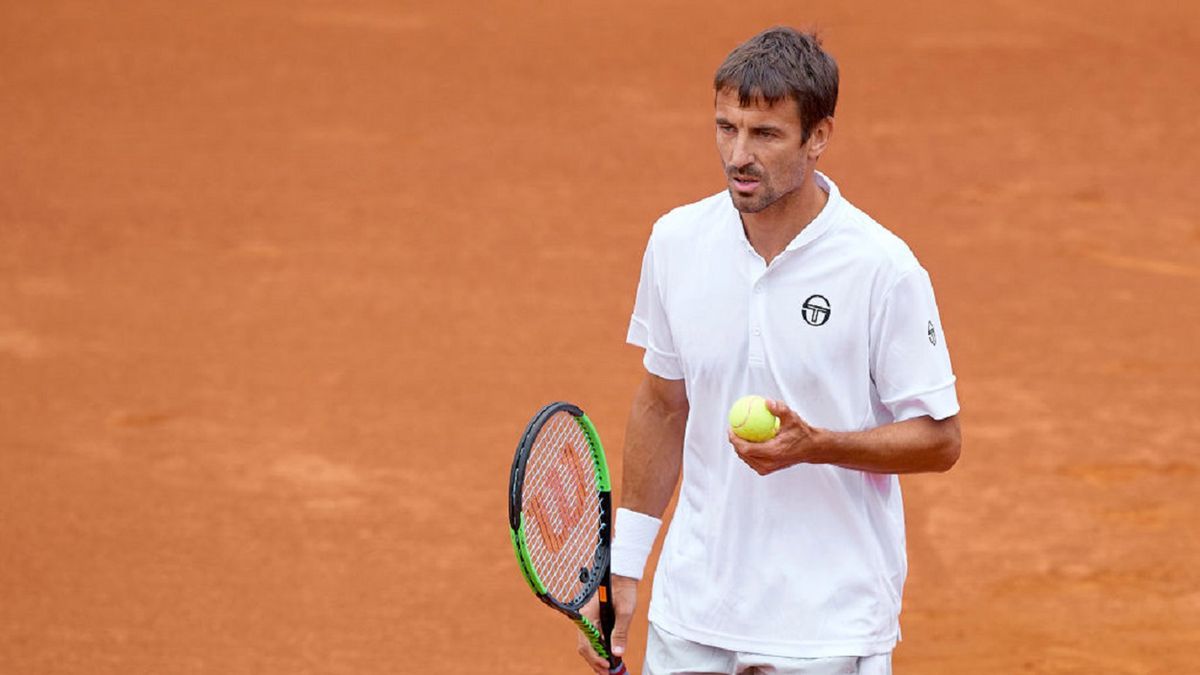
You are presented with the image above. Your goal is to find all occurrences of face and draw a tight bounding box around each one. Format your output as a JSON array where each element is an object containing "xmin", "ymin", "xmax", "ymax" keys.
[{"xmin": 714, "ymin": 88, "xmax": 829, "ymax": 214}]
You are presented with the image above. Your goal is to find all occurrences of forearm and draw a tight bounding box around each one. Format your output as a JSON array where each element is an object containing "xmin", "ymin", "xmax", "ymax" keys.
[
  {"xmin": 809, "ymin": 415, "xmax": 961, "ymax": 474},
  {"xmin": 620, "ymin": 374, "xmax": 688, "ymax": 516}
]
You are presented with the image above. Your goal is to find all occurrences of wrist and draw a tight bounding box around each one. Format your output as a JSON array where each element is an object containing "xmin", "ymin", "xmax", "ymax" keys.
[
  {"xmin": 610, "ymin": 508, "xmax": 662, "ymax": 580},
  {"xmin": 804, "ymin": 426, "xmax": 837, "ymax": 464}
]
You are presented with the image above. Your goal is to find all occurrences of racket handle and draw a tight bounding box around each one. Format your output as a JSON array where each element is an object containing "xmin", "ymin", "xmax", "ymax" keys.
[{"xmin": 608, "ymin": 657, "xmax": 628, "ymax": 674}]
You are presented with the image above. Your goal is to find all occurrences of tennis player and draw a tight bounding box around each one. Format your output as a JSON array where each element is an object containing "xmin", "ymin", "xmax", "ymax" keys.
[{"xmin": 578, "ymin": 26, "xmax": 961, "ymax": 675}]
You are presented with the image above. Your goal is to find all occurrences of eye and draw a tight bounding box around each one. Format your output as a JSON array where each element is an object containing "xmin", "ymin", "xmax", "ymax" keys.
[{"xmin": 717, "ymin": 122, "xmax": 736, "ymax": 134}]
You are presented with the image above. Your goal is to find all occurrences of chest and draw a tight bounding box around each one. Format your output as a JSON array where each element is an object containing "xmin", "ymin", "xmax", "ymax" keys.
[{"xmin": 663, "ymin": 250, "xmax": 875, "ymax": 384}]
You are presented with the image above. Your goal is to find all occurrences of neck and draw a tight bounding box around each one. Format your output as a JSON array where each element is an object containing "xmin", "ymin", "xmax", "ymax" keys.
[{"xmin": 741, "ymin": 172, "xmax": 828, "ymax": 265}]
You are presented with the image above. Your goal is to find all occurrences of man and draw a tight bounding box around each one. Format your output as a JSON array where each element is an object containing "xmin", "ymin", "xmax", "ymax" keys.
[{"xmin": 579, "ymin": 26, "xmax": 961, "ymax": 675}]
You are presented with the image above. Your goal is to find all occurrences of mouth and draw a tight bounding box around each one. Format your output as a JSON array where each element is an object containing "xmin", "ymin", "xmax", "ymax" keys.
[{"xmin": 730, "ymin": 176, "xmax": 760, "ymax": 193}]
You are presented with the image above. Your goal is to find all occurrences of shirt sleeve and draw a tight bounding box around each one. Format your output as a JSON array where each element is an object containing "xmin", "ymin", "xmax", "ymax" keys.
[
  {"xmin": 626, "ymin": 232, "xmax": 684, "ymax": 380},
  {"xmin": 870, "ymin": 266, "xmax": 959, "ymax": 421}
]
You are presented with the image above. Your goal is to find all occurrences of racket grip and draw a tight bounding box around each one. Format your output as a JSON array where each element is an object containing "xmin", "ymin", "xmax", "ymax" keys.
[{"xmin": 608, "ymin": 657, "xmax": 628, "ymax": 674}]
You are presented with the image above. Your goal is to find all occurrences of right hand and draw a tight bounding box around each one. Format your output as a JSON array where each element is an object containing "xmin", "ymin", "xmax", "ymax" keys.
[{"xmin": 577, "ymin": 575, "xmax": 638, "ymax": 674}]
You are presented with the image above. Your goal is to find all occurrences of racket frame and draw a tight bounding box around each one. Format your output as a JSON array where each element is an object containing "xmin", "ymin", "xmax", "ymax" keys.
[{"xmin": 508, "ymin": 401, "xmax": 624, "ymax": 672}]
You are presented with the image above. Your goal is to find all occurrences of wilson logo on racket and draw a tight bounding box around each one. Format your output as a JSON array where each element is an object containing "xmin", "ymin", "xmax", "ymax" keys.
[{"xmin": 527, "ymin": 443, "xmax": 591, "ymax": 553}]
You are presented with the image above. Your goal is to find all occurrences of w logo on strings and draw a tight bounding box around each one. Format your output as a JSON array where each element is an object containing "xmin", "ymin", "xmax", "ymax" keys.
[{"xmin": 528, "ymin": 444, "xmax": 591, "ymax": 553}]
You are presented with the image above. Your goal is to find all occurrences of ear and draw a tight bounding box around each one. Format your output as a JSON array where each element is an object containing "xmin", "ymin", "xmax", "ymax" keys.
[{"xmin": 805, "ymin": 117, "xmax": 834, "ymax": 160}]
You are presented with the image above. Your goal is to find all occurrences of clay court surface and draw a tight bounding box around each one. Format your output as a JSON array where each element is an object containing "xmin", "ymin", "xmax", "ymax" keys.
[{"xmin": 2, "ymin": 1, "xmax": 1198, "ymax": 673}]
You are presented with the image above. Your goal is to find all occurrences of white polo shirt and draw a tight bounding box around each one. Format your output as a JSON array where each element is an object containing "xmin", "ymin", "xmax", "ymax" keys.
[{"xmin": 626, "ymin": 172, "xmax": 958, "ymax": 658}]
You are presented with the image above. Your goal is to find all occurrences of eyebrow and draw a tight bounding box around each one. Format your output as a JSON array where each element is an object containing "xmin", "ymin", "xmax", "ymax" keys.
[{"xmin": 714, "ymin": 116, "xmax": 785, "ymax": 134}]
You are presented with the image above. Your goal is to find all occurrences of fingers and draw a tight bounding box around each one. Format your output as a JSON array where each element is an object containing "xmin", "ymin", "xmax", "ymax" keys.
[
  {"xmin": 577, "ymin": 597, "xmax": 609, "ymax": 674},
  {"xmin": 727, "ymin": 429, "xmax": 746, "ymax": 451},
  {"xmin": 728, "ymin": 431, "xmax": 771, "ymax": 475},
  {"xmin": 576, "ymin": 632, "xmax": 610, "ymax": 674},
  {"xmin": 576, "ymin": 626, "xmax": 609, "ymax": 674},
  {"xmin": 729, "ymin": 429, "xmax": 790, "ymax": 475}
]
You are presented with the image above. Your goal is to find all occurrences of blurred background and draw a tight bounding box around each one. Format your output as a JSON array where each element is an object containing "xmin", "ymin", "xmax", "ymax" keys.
[{"xmin": 2, "ymin": 1, "xmax": 1197, "ymax": 672}]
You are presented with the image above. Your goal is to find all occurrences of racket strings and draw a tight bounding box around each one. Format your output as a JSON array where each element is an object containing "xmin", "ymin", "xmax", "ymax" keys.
[{"xmin": 522, "ymin": 412, "xmax": 603, "ymax": 605}]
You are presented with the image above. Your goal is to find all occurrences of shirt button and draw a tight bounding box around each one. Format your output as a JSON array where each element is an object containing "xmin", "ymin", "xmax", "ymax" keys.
[{"xmin": 752, "ymin": 327, "xmax": 761, "ymax": 335}]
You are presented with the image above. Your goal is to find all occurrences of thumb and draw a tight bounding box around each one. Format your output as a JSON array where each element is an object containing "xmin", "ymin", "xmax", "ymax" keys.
[
  {"xmin": 766, "ymin": 398, "xmax": 791, "ymax": 419},
  {"xmin": 608, "ymin": 575, "xmax": 638, "ymax": 657},
  {"xmin": 610, "ymin": 612, "xmax": 631, "ymax": 656},
  {"xmin": 610, "ymin": 594, "xmax": 636, "ymax": 657}
]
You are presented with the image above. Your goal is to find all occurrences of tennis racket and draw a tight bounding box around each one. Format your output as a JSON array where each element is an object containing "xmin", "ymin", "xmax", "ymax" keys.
[{"xmin": 508, "ymin": 402, "xmax": 627, "ymax": 674}]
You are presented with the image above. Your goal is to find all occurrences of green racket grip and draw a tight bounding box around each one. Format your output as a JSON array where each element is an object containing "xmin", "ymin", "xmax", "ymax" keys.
[
  {"xmin": 573, "ymin": 616, "xmax": 609, "ymax": 658},
  {"xmin": 573, "ymin": 615, "xmax": 626, "ymax": 673}
]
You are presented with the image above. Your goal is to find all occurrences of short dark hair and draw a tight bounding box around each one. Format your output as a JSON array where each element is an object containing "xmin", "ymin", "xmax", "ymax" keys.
[{"xmin": 713, "ymin": 26, "xmax": 839, "ymax": 142}]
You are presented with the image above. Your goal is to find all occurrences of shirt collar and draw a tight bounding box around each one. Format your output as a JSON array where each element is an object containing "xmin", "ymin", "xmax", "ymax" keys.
[
  {"xmin": 729, "ymin": 171, "xmax": 844, "ymax": 255},
  {"xmin": 784, "ymin": 171, "xmax": 841, "ymax": 252}
]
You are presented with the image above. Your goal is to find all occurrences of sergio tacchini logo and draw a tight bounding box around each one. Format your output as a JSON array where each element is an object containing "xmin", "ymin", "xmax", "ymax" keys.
[{"xmin": 801, "ymin": 294, "xmax": 831, "ymax": 326}]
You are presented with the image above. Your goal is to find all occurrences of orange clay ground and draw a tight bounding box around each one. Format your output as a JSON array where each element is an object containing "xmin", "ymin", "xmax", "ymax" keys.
[{"xmin": 2, "ymin": 2, "xmax": 1198, "ymax": 673}]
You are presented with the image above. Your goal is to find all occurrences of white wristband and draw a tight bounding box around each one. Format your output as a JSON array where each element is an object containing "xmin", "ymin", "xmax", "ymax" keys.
[{"xmin": 610, "ymin": 508, "xmax": 662, "ymax": 580}]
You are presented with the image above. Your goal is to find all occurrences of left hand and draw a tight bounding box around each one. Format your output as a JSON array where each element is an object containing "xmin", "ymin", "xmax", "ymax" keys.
[{"xmin": 728, "ymin": 399, "xmax": 823, "ymax": 475}]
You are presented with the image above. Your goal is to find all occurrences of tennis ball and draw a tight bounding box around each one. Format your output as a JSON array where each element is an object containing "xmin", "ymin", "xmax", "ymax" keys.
[{"xmin": 728, "ymin": 395, "xmax": 780, "ymax": 442}]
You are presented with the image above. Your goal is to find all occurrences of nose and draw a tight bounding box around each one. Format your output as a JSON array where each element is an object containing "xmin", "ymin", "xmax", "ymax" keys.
[{"xmin": 729, "ymin": 132, "xmax": 754, "ymax": 170}]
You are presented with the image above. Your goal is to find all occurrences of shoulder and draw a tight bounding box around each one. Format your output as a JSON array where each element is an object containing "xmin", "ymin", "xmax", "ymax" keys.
[
  {"xmin": 649, "ymin": 190, "xmax": 735, "ymax": 250},
  {"xmin": 828, "ymin": 198, "xmax": 924, "ymax": 280}
]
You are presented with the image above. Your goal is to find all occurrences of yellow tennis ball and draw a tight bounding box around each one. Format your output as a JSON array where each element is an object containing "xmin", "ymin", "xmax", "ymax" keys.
[{"xmin": 728, "ymin": 395, "xmax": 780, "ymax": 442}]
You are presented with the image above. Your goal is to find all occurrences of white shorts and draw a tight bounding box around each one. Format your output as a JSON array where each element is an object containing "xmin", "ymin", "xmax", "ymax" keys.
[{"xmin": 644, "ymin": 623, "xmax": 892, "ymax": 675}]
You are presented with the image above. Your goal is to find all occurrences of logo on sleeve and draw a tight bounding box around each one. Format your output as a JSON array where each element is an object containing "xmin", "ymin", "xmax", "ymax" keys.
[
  {"xmin": 801, "ymin": 295, "xmax": 831, "ymax": 326},
  {"xmin": 928, "ymin": 321, "xmax": 938, "ymax": 345}
]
